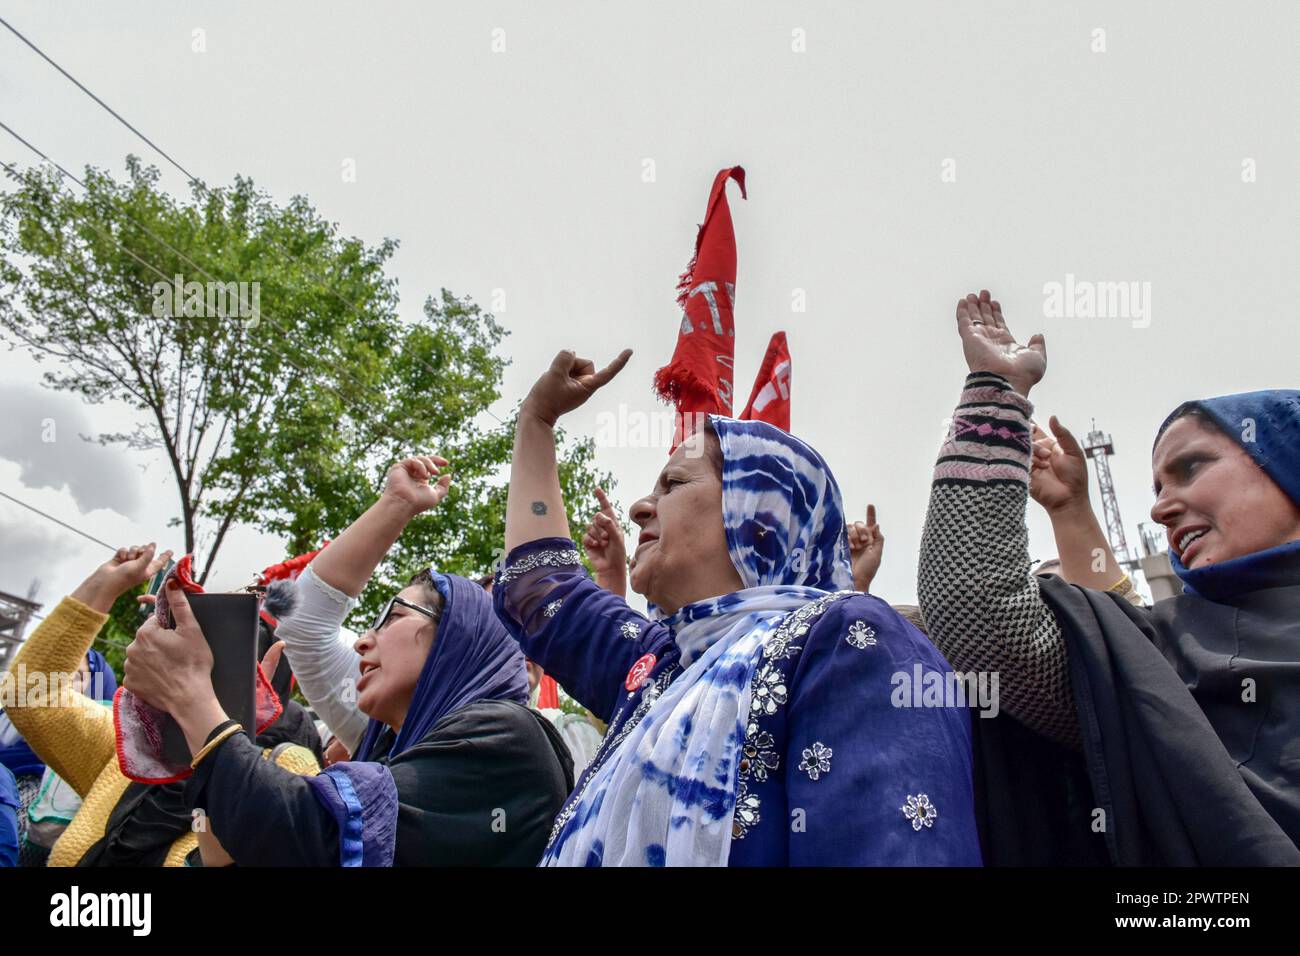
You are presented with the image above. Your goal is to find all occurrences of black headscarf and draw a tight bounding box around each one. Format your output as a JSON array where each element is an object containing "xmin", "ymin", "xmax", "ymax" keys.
[{"xmin": 973, "ymin": 576, "xmax": 1300, "ymax": 866}]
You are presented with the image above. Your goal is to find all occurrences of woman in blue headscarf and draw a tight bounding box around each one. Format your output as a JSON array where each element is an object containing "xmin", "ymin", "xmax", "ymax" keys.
[
  {"xmin": 495, "ymin": 350, "xmax": 982, "ymax": 866},
  {"xmin": 122, "ymin": 455, "xmax": 574, "ymax": 866},
  {"xmin": 918, "ymin": 289, "xmax": 1300, "ymax": 865}
]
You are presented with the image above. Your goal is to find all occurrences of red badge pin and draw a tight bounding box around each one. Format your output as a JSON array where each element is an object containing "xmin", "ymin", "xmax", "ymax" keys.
[{"xmin": 625, "ymin": 653, "xmax": 657, "ymax": 692}]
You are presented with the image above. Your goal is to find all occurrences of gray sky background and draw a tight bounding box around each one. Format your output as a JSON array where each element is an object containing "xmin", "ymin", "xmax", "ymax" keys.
[{"xmin": 2, "ymin": 1, "xmax": 1298, "ymax": 618}]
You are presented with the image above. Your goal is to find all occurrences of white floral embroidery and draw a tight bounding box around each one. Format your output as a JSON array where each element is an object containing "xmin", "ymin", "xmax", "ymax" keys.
[
  {"xmin": 731, "ymin": 590, "xmax": 854, "ymax": 842},
  {"xmin": 798, "ymin": 742, "xmax": 832, "ymax": 781},
  {"xmin": 732, "ymin": 789, "xmax": 762, "ymax": 839},
  {"xmin": 846, "ymin": 620, "xmax": 877, "ymax": 649},
  {"xmin": 740, "ymin": 722, "xmax": 779, "ymax": 783},
  {"xmin": 497, "ymin": 547, "xmax": 582, "ymax": 584},
  {"xmin": 901, "ymin": 793, "xmax": 938, "ymax": 831},
  {"xmin": 543, "ymin": 599, "xmax": 563, "ymax": 618},
  {"xmin": 620, "ymin": 620, "xmax": 641, "ymax": 640},
  {"xmin": 749, "ymin": 662, "xmax": 788, "ymax": 717}
]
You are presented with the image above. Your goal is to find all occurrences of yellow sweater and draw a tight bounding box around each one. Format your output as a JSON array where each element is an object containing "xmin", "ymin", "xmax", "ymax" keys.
[{"xmin": 4, "ymin": 596, "xmax": 318, "ymax": 866}]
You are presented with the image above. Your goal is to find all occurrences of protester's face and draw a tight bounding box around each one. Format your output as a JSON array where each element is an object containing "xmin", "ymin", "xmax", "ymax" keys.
[
  {"xmin": 525, "ymin": 660, "xmax": 542, "ymax": 695},
  {"xmin": 628, "ymin": 431, "xmax": 742, "ymax": 613},
  {"xmin": 1151, "ymin": 416, "xmax": 1300, "ymax": 570},
  {"xmin": 352, "ymin": 585, "xmax": 439, "ymax": 731}
]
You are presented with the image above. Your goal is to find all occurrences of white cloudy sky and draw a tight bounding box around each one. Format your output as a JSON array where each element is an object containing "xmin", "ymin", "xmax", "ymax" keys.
[{"xmin": 1, "ymin": 1, "xmax": 1298, "ymax": 617}]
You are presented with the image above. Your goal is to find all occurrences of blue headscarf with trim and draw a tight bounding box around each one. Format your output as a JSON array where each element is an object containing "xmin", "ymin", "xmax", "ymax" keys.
[
  {"xmin": 545, "ymin": 416, "xmax": 854, "ymax": 866},
  {"xmin": 1156, "ymin": 389, "xmax": 1300, "ymax": 601},
  {"xmin": 353, "ymin": 572, "xmax": 529, "ymax": 762}
]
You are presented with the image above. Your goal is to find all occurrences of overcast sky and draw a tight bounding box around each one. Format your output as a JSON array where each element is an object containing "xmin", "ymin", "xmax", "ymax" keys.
[{"xmin": 2, "ymin": 1, "xmax": 1298, "ymax": 619}]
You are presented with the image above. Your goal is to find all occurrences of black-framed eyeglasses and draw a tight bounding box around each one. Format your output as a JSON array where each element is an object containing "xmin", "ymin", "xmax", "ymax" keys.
[{"xmin": 369, "ymin": 595, "xmax": 441, "ymax": 634}]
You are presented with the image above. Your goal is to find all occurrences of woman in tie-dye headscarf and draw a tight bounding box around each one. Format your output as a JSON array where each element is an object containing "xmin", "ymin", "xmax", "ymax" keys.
[{"xmin": 494, "ymin": 349, "xmax": 981, "ymax": 866}]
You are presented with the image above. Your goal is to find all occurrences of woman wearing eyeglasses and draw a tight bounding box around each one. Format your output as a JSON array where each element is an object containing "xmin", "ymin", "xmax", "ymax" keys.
[{"xmin": 120, "ymin": 455, "xmax": 574, "ymax": 866}]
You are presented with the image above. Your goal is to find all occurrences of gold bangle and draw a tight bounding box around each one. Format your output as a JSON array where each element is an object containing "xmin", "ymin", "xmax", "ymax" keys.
[
  {"xmin": 1105, "ymin": 574, "xmax": 1134, "ymax": 595},
  {"xmin": 191, "ymin": 723, "xmax": 243, "ymax": 769}
]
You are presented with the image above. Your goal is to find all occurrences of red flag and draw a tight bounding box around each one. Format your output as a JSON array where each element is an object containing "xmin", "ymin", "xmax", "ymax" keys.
[
  {"xmin": 653, "ymin": 166, "xmax": 746, "ymax": 450},
  {"xmin": 738, "ymin": 331, "xmax": 792, "ymax": 431},
  {"xmin": 536, "ymin": 674, "xmax": 560, "ymax": 710},
  {"xmin": 257, "ymin": 541, "xmax": 330, "ymax": 585}
]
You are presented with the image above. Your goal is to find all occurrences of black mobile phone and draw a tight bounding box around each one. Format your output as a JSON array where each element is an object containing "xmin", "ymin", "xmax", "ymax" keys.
[{"xmin": 160, "ymin": 593, "xmax": 260, "ymax": 766}]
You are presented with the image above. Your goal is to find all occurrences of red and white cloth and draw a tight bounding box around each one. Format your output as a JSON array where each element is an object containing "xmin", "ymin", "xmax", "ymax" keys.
[
  {"xmin": 112, "ymin": 554, "xmax": 282, "ymax": 784},
  {"xmin": 655, "ymin": 167, "xmax": 793, "ymax": 448}
]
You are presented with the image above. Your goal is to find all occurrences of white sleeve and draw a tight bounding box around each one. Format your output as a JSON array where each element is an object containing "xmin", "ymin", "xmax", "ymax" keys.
[{"xmin": 275, "ymin": 565, "xmax": 371, "ymax": 753}]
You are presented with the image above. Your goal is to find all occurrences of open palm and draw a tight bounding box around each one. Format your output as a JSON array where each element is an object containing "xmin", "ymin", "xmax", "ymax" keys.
[{"xmin": 956, "ymin": 291, "xmax": 1046, "ymax": 397}]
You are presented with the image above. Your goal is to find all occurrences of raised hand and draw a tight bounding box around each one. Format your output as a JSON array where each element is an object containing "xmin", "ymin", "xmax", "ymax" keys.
[
  {"xmin": 125, "ymin": 582, "xmax": 215, "ymax": 713},
  {"xmin": 956, "ymin": 290, "xmax": 1046, "ymax": 398},
  {"xmin": 523, "ymin": 349, "xmax": 633, "ymax": 427},
  {"xmin": 582, "ymin": 487, "xmax": 628, "ymax": 597},
  {"xmin": 847, "ymin": 504, "xmax": 885, "ymax": 593},
  {"xmin": 382, "ymin": 454, "xmax": 452, "ymax": 515},
  {"xmin": 72, "ymin": 543, "xmax": 174, "ymax": 613},
  {"xmin": 1029, "ymin": 416, "xmax": 1091, "ymax": 515}
]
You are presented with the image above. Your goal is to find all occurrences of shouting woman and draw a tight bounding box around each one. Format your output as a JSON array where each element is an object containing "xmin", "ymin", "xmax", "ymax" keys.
[
  {"xmin": 919, "ymin": 290, "xmax": 1300, "ymax": 865},
  {"xmin": 122, "ymin": 456, "xmax": 574, "ymax": 866},
  {"xmin": 493, "ymin": 349, "xmax": 982, "ymax": 866}
]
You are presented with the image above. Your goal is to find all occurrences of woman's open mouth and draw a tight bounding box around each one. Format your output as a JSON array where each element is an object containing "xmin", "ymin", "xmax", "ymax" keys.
[{"xmin": 1173, "ymin": 525, "xmax": 1211, "ymax": 564}]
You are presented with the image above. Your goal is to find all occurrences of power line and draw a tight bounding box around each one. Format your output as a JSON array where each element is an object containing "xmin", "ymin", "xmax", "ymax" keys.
[
  {"xmin": 0, "ymin": 148, "xmax": 424, "ymax": 464},
  {"xmin": 1, "ymin": 120, "xmax": 508, "ymax": 445},
  {"xmin": 0, "ymin": 141, "xmax": 504, "ymax": 570},
  {"xmin": 0, "ymin": 121, "xmax": 416, "ymax": 441},
  {"xmin": 0, "ymin": 490, "xmax": 116, "ymax": 551},
  {"xmin": 0, "ymin": 14, "xmax": 199, "ymax": 183},
  {"xmin": 0, "ymin": 14, "xmax": 508, "ymax": 427}
]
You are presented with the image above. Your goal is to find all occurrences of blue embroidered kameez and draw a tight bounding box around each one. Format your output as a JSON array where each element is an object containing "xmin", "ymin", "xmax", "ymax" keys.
[{"xmin": 495, "ymin": 537, "xmax": 983, "ymax": 866}]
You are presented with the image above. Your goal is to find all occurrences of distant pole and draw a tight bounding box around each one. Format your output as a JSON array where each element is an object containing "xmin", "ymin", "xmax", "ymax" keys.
[{"xmin": 1082, "ymin": 420, "xmax": 1135, "ymax": 571}]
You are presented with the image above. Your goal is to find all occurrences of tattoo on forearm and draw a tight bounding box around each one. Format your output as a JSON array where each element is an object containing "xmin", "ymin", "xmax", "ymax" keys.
[{"xmin": 531, "ymin": 501, "xmax": 548, "ymax": 516}]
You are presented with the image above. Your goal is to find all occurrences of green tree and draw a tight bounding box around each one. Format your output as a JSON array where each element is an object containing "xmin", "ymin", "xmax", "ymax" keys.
[{"xmin": 0, "ymin": 157, "xmax": 614, "ymax": 617}]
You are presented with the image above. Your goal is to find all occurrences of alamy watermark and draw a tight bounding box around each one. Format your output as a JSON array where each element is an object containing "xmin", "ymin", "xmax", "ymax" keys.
[
  {"xmin": 890, "ymin": 664, "xmax": 999, "ymax": 718},
  {"xmin": 1, "ymin": 665, "xmax": 109, "ymax": 708},
  {"xmin": 49, "ymin": 886, "xmax": 151, "ymax": 936},
  {"xmin": 594, "ymin": 407, "xmax": 711, "ymax": 456},
  {"xmin": 151, "ymin": 274, "xmax": 261, "ymax": 329},
  {"xmin": 1042, "ymin": 273, "xmax": 1151, "ymax": 329}
]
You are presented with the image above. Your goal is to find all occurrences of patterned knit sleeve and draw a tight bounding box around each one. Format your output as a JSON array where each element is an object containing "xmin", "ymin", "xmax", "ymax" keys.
[{"xmin": 917, "ymin": 372, "xmax": 1080, "ymax": 749}]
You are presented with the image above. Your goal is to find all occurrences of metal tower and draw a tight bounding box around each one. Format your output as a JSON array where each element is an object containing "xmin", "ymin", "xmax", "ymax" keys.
[
  {"xmin": 1083, "ymin": 420, "xmax": 1135, "ymax": 570},
  {"xmin": 0, "ymin": 588, "xmax": 41, "ymax": 673}
]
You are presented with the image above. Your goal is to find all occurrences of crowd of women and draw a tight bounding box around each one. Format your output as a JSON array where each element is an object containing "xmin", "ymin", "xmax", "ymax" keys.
[{"xmin": 2, "ymin": 288, "xmax": 1297, "ymax": 866}]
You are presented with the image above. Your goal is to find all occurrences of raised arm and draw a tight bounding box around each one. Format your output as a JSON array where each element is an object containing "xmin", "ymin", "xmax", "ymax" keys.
[
  {"xmin": 311, "ymin": 455, "xmax": 450, "ymax": 598},
  {"xmin": 504, "ymin": 349, "xmax": 631, "ymax": 554},
  {"xmin": 917, "ymin": 291, "xmax": 1080, "ymax": 749},
  {"xmin": 5, "ymin": 544, "xmax": 169, "ymax": 796},
  {"xmin": 1029, "ymin": 418, "xmax": 1143, "ymax": 605},
  {"xmin": 278, "ymin": 455, "xmax": 450, "ymax": 751},
  {"xmin": 582, "ymin": 487, "xmax": 629, "ymax": 598}
]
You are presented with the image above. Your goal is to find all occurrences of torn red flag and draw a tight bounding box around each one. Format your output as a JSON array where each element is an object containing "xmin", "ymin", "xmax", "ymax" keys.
[
  {"xmin": 257, "ymin": 542, "xmax": 329, "ymax": 585},
  {"xmin": 653, "ymin": 166, "xmax": 746, "ymax": 450},
  {"xmin": 739, "ymin": 331, "xmax": 792, "ymax": 431}
]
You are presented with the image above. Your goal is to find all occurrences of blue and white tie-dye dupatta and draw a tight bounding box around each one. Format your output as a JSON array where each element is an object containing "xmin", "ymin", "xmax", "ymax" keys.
[{"xmin": 544, "ymin": 416, "xmax": 854, "ymax": 866}]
